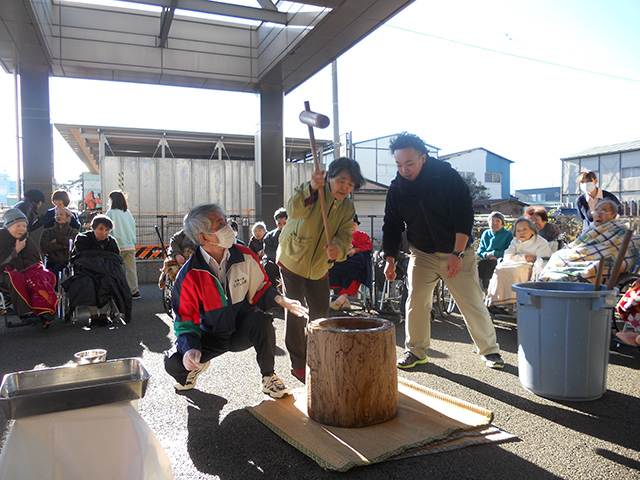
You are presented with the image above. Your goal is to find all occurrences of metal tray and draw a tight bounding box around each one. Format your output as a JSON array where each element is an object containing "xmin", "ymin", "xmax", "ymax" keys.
[{"xmin": 0, "ymin": 358, "xmax": 150, "ymax": 419}]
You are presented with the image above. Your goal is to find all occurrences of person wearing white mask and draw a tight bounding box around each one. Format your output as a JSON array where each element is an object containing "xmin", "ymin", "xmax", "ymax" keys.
[
  {"xmin": 576, "ymin": 171, "xmax": 620, "ymax": 233},
  {"xmin": 164, "ymin": 203, "xmax": 308, "ymax": 398}
]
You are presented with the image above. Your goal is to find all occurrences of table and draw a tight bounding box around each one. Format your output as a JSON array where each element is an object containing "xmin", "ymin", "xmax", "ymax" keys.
[{"xmin": 0, "ymin": 401, "xmax": 173, "ymax": 480}]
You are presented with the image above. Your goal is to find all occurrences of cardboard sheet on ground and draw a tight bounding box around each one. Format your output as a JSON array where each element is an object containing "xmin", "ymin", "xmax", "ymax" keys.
[{"xmin": 247, "ymin": 377, "xmax": 515, "ymax": 471}]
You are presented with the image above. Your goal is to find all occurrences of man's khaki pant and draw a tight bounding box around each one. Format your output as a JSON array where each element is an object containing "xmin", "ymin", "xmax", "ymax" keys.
[{"xmin": 405, "ymin": 247, "xmax": 500, "ymax": 358}]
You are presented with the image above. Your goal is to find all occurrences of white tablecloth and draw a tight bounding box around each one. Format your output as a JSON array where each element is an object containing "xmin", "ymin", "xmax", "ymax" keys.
[{"xmin": 0, "ymin": 401, "xmax": 173, "ymax": 480}]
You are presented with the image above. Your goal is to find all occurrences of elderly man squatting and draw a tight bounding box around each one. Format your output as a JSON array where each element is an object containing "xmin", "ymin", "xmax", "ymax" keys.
[{"xmin": 164, "ymin": 203, "xmax": 308, "ymax": 398}]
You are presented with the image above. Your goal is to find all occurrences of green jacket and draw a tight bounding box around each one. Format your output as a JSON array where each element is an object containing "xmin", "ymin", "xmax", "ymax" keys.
[{"xmin": 277, "ymin": 181, "xmax": 355, "ymax": 280}]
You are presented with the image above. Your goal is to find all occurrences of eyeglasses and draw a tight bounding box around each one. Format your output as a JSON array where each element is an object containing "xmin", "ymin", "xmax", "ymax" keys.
[{"xmin": 590, "ymin": 210, "xmax": 613, "ymax": 216}]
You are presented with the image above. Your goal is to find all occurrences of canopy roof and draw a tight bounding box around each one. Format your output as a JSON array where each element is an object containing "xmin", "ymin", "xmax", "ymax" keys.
[
  {"xmin": 1, "ymin": 0, "xmax": 413, "ymax": 93},
  {"xmin": 55, "ymin": 123, "xmax": 332, "ymax": 173}
]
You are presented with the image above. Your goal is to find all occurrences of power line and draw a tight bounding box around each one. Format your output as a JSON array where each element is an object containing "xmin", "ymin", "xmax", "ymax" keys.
[{"xmin": 387, "ymin": 24, "xmax": 640, "ymax": 83}]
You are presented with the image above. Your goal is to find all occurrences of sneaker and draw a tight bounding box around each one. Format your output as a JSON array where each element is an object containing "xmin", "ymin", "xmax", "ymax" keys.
[
  {"xmin": 174, "ymin": 361, "xmax": 210, "ymax": 391},
  {"xmin": 132, "ymin": 292, "xmax": 141, "ymax": 299},
  {"xmin": 262, "ymin": 374, "xmax": 290, "ymax": 399},
  {"xmin": 329, "ymin": 299, "xmax": 342, "ymax": 311},
  {"xmin": 397, "ymin": 351, "xmax": 429, "ymax": 369},
  {"xmin": 291, "ymin": 367, "xmax": 306, "ymax": 383},
  {"xmin": 482, "ymin": 353, "xmax": 505, "ymax": 369}
]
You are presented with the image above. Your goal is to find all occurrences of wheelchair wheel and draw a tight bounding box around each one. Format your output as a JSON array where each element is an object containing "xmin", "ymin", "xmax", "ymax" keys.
[
  {"xmin": 163, "ymin": 277, "xmax": 174, "ymax": 318},
  {"xmin": 107, "ymin": 299, "xmax": 126, "ymax": 325},
  {"xmin": 387, "ymin": 277, "xmax": 407, "ymax": 316},
  {"xmin": 435, "ymin": 278, "xmax": 457, "ymax": 319}
]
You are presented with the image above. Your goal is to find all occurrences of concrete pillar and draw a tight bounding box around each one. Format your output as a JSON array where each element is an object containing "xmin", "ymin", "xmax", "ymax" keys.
[
  {"xmin": 255, "ymin": 66, "xmax": 284, "ymax": 225},
  {"xmin": 20, "ymin": 64, "xmax": 53, "ymax": 209}
]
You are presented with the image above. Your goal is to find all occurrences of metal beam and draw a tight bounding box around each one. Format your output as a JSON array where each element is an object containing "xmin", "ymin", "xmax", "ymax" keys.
[
  {"xmin": 71, "ymin": 128, "xmax": 99, "ymax": 174},
  {"xmin": 120, "ymin": 0, "xmax": 289, "ymax": 24},
  {"xmin": 256, "ymin": 0, "xmax": 277, "ymax": 11},
  {"xmin": 158, "ymin": 0, "xmax": 179, "ymax": 48}
]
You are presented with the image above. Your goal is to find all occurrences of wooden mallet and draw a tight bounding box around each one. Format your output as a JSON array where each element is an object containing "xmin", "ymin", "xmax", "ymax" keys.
[{"xmin": 299, "ymin": 101, "xmax": 332, "ymax": 248}]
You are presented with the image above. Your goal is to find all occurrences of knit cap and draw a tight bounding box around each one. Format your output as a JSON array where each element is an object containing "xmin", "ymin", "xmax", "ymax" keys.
[{"xmin": 3, "ymin": 208, "xmax": 28, "ymax": 228}]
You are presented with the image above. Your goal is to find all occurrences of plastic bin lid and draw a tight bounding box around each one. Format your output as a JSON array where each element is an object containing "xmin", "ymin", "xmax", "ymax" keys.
[{"xmin": 512, "ymin": 281, "xmax": 618, "ymax": 298}]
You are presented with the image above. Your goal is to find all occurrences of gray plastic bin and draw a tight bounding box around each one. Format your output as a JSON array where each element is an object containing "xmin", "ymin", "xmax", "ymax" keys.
[{"xmin": 512, "ymin": 282, "xmax": 618, "ymax": 401}]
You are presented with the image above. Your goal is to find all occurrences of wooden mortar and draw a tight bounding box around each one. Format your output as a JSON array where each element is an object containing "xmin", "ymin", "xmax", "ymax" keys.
[{"xmin": 306, "ymin": 316, "xmax": 398, "ymax": 428}]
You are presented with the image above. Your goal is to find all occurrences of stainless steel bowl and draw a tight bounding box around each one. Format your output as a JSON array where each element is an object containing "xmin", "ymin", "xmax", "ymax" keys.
[{"xmin": 74, "ymin": 349, "xmax": 107, "ymax": 364}]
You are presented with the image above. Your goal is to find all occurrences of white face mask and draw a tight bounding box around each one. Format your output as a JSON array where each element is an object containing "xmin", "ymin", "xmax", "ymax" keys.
[
  {"xmin": 211, "ymin": 223, "xmax": 236, "ymax": 249},
  {"xmin": 580, "ymin": 182, "xmax": 596, "ymax": 195}
]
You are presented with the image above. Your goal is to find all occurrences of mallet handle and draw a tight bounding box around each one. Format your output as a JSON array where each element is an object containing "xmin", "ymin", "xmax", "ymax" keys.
[
  {"xmin": 593, "ymin": 258, "xmax": 605, "ymax": 291},
  {"xmin": 304, "ymin": 101, "xmax": 332, "ymax": 247},
  {"xmin": 605, "ymin": 229, "xmax": 634, "ymax": 290}
]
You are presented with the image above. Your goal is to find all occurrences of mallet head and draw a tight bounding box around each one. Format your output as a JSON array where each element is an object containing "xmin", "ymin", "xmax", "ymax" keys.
[{"xmin": 299, "ymin": 110, "xmax": 330, "ymax": 129}]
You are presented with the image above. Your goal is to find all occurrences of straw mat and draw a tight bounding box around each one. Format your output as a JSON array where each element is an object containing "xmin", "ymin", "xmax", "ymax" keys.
[{"xmin": 247, "ymin": 377, "xmax": 515, "ymax": 471}]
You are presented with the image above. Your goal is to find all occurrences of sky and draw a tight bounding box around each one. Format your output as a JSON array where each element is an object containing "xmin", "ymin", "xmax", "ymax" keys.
[{"xmin": 1, "ymin": 0, "xmax": 639, "ymax": 193}]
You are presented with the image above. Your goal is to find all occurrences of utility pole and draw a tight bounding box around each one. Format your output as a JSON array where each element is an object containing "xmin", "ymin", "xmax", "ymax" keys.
[{"xmin": 332, "ymin": 60, "xmax": 340, "ymax": 156}]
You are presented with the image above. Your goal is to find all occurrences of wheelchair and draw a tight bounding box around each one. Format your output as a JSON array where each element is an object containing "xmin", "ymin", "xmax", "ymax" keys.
[
  {"xmin": 0, "ymin": 287, "xmax": 35, "ymax": 328},
  {"xmin": 488, "ymin": 261, "xmax": 640, "ymax": 335},
  {"xmin": 158, "ymin": 256, "xmax": 183, "ymax": 318},
  {"xmin": 60, "ymin": 248, "xmax": 130, "ymax": 327},
  {"xmin": 434, "ymin": 278, "xmax": 458, "ymax": 319},
  {"xmin": 162, "ymin": 275, "xmax": 174, "ymax": 318},
  {"xmin": 372, "ymin": 251, "xmax": 407, "ymax": 317},
  {"xmin": 371, "ymin": 251, "xmax": 457, "ymax": 320},
  {"xmin": 2, "ymin": 260, "xmax": 60, "ymax": 328}
]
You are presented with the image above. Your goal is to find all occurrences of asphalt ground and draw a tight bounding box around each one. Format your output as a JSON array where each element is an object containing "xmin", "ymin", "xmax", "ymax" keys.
[{"xmin": 1, "ymin": 282, "xmax": 639, "ymax": 480}]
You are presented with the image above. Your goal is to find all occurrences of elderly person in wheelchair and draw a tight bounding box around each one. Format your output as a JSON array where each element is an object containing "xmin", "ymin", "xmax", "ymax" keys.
[
  {"xmin": 477, "ymin": 211, "xmax": 513, "ymax": 293},
  {"xmin": 39, "ymin": 208, "xmax": 79, "ymax": 279},
  {"xmin": 538, "ymin": 199, "xmax": 640, "ymax": 285},
  {"xmin": 486, "ymin": 217, "xmax": 552, "ymax": 315},
  {"xmin": 63, "ymin": 215, "xmax": 132, "ymax": 326},
  {"xmin": 1, "ymin": 208, "xmax": 57, "ymax": 328}
]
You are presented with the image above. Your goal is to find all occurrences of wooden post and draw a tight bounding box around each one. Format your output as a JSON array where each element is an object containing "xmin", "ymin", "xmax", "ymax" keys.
[{"xmin": 307, "ymin": 317, "xmax": 398, "ymax": 428}]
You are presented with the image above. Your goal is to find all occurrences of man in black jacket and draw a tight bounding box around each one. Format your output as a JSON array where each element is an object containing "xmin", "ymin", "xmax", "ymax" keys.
[{"xmin": 382, "ymin": 132, "xmax": 504, "ymax": 369}]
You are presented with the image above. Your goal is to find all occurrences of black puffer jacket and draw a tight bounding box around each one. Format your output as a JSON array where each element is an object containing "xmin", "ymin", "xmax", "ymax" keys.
[
  {"xmin": 382, "ymin": 157, "xmax": 474, "ymax": 259},
  {"xmin": 63, "ymin": 250, "xmax": 132, "ymax": 323}
]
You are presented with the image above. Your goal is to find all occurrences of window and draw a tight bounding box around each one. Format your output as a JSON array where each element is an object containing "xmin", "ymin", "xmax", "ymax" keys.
[
  {"xmin": 485, "ymin": 172, "xmax": 501, "ymax": 183},
  {"xmin": 379, "ymin": 164, "xmax": 398, "ymax": 176},
  {"xmin": 622, "ymin": 166, "xmax": 640, "ymax": 179}
]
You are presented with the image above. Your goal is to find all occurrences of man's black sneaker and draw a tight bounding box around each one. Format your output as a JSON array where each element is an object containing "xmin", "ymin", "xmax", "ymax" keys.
[
  {"xmin": 397, "ymin": 350, "xmax": 429, "ymax": 369},
  {"xmin": 482, "ymin": 353, "xmax": 505, "ymax": 369}
]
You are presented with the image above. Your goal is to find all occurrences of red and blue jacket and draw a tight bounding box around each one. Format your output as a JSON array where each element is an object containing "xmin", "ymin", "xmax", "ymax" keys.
[{"xmin": 171, "ymin": 244, "xmax": 279, "ymax": 354}]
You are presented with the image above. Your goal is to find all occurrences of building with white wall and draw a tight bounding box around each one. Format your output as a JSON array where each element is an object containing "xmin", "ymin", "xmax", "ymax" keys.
[
  {"xmin": 561, "ymin": 140, "xmax": 640, "ymax": 205},
  {"xmin": 440, "ymin": 148, "xmax": 513, "ymax": 200}
]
